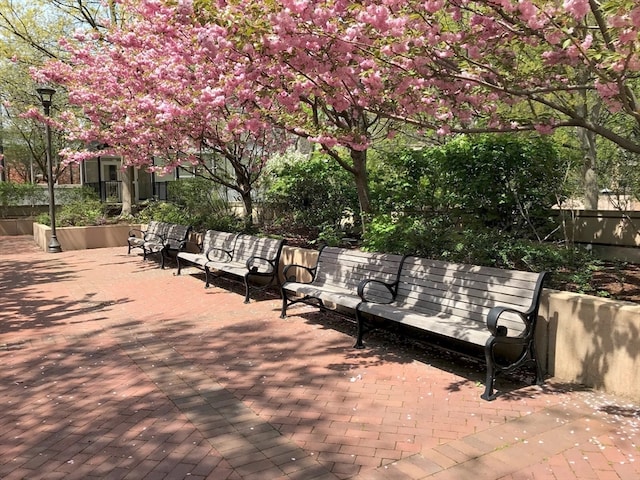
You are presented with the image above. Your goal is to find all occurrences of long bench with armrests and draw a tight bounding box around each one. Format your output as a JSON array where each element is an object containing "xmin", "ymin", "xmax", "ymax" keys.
[
  {"xmin": 176, "ymin": 230, "xmax": 239, "ymax": 277},
  {"xmin": 127, "ymin": 220, "xmax": 166, "ymax": 255},
  {"xmin": 127, "ymin": 221, "xmax": 192, "ymax": 269},
  {"xmin": 280, "ymin": 246, "xmax": 547, "ymax": 401},
  {"xmin": 178, "ymin": 233, "xmax": 285, "ymax": 303}
]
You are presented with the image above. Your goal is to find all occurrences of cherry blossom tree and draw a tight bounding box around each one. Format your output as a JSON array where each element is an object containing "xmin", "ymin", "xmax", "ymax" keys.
[
  {"xmin": 35, "ymin": 0, "xmax": 640, "ymax": 219},
  {"xmin": 387, "ymin": 0, "xmax": 640, "ymax": 208},
  {"xmin": 34, "ymin": 0, "xmax": 286, "ymax": 223},
  {"xmin": 207, "ymin": 0, "xmax": 640, "ymax": 210}
]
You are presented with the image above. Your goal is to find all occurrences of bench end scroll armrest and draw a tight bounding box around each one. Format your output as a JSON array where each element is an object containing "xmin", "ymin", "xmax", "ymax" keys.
[
  {"xmin": 357, "ymin": 278, "xmax": 396, "ymax": 304},
  {"xmin": 246, "ymin": 255, "xmax": 276, "ymax": 274},
  {"xmin": 206, "ymin": 247, "xmax": 233, "ymax": 262},
  {"xmin": 282, "ymin": 263, "xmax": 315, "ymax": 283},
  {"xmin": 486, "ymin": 306, "xmax": 529, "ymax": 337}
]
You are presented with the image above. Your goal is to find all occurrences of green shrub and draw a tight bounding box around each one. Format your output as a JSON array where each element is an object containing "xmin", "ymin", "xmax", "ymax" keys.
[
  {"xmin": 363, "ymin": 213, "xmax": 452, "ymax": 257},
  {"xmin": 370, "ymin": 134, "xmax": 567, "ymax": 241},
  {"xmin": 363, "ymin": 210, "xmax": 601, "ymax": 291},
  {"xmin": 135, "ymin": 178, "xmax": 244, "ymax": 232},
  {"xmin": 264, "ymin": 153, "xmax": 359, "ymax": 232},
  {"xmin": 433, "ymin": 134, "xmax": 565, "ymax": 235},
  {"xmin": 37, "ymin": 187, "xmax": 107, "ymax": 227},
  {"xmin": 0, "ymin": 182, "xmax": 46, "ymax": 209}
]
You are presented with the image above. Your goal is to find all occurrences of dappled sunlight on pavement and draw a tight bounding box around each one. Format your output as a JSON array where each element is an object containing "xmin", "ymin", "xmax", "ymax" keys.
[{"xmin": 1, "ymin": 235, "xmax": 638, "ymax": 479}]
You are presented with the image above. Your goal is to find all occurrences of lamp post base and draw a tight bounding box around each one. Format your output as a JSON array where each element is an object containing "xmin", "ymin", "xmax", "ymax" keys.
[{"xmin": 48, "ymin": 235, "xmax": 62, "ymax": 253}]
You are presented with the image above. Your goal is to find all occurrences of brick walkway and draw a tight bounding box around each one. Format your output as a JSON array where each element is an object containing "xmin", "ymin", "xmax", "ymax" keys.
[{"xmin": 1, "ymin": 235, "xmax": 639, "ymax": 479}]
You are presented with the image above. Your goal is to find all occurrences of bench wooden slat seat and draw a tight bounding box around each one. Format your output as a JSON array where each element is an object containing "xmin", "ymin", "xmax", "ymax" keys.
[
  {"xmin": 280, "ymin": 246, "xmax": 405, "ymax": 317},
  {"xmin": 203, "ymin": 234, "xmax": 285, "ymax": 303},
  {"xmin": 176, "ymin": 230, "xmax": 238, "ymax": 273},
  {"xmin": 356, "ymin": 256, "xmax": 548, "ymax": 400}
]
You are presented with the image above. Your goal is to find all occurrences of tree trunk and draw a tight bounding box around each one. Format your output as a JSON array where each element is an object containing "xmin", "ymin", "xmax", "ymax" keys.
[
  {"xmin": 577, "ymin": 125, "xmax": 599, "ymax": 210},
  {"xmin": 241, "ymin": 190, "xmax": 253, "ymax": 227},
  {"xmin": 120, "ymin": 165, "xmax": 133, "ymax": 216},
  {"xmin": 576, "ymin": 77, "xmax": 601, "ymax": 210},
  {"xmin": 350, "ymin": 148, "xmax": 371, "ymax": 233}
]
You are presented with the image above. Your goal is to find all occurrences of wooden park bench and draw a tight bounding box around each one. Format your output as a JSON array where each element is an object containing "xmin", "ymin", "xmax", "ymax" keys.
[
  {"xmin": 175, "ymin": 230, "xmax": 238, "ymax": 277},
  {"xmin": 193, "ymin": 234, "xmax": 285, "ymax": 303},
  {"xmin": 280, "ymin": 246, "xmax": 405, "ymax": 318},
  {"xmin": 127, "ymin": 221, "xmax": 192, "ymax": 269},
  {"xmin": 355, "ymin": 256, "xmax": 548, "ymax": 400},
  {"xmin": 127, "ymin": 220, "xmax": 166, "ymax": 255}
]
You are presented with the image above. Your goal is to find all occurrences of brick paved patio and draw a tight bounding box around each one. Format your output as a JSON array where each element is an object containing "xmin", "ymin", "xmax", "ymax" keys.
[{"xmin": 1, "ymin": 235, "xmax": 638, "ymax": 479}]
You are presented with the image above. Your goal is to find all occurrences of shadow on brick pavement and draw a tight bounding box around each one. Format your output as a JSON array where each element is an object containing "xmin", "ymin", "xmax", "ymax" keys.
[{"xmin": 1, "ymin": 235, "xmax": 638, "ymax": 479}]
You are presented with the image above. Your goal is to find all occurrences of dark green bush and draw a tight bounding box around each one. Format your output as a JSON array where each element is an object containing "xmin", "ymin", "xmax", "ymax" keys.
[
  {"xmin": 363, "ymin": 213, "xmax": 451, "ymax": 257},
  {"xmin": 432, "ymin": 134, "xmax": 565, "ymax": 235},
  {"xmin": 37, "ymin": 187, "xmax": 107, "ymax": 227},
  {"xmin": 264, "ymin": 153, "xmax": 359, "ymax": 232},
  {"xmin": 135, "ymin": 178, "xmax": 244, "ymax": 232},
  {"xmin": 363, "ymin": 210, "xmax": 600, "ymax": 291},
  {"xmin": 370, "ymin": 134, "xmax": 566, "ymax": 240},
  {"xmin": 0, "ymin": 182, "xmax": 46, "ymax": 211}
]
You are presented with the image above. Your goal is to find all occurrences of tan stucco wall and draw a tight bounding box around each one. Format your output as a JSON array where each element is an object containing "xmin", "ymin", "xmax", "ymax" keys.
[
  {"xmin": 0, "ymin": 219, "xmax": 34, "ymax": 235},
  {"xmin": 33, "ymin": 223, "xmax": 139, "ymax": 251},
  {"xmin": 557, "ymin": 210, "xmax": 640, "ymax": 262},
  {"xmin": 279, "ymin": 245, "xmax": 320, "ymax": 283},
  {"xmin": 538, "ymin": 290, "xmax": 640, "ymax": 400}
]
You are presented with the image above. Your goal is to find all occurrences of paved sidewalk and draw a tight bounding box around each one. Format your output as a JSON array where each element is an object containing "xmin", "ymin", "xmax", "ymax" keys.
[{"xmin": 1, "ymin": 235, "xmax": 638, "ymax": 480}]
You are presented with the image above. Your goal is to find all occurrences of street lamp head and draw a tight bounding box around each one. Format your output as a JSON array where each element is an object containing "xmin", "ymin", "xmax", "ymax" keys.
[{"xmin": 36, "ymin": 87, "xmax": 56, "ymax": 108}]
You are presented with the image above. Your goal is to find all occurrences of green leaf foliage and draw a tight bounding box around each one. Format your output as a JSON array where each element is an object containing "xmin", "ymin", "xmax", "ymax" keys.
[
  {"xmin": 135, "ymin": 178, "xmax": 244, "ymax": 232},
  {"xmin": 264, "ymin": 153, "xmax": 359, "ymax": 232}
]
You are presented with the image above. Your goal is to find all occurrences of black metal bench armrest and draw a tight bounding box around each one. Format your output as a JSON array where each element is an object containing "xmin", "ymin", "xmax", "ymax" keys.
[
  {"xmin": 206, "ymin": 247, "xmax": 233, "ymax": 262},
  {"xmin": 128, "ymin": 228, "xmax": 146, "ymax": 237},
  {"xmin": 282, "ymin": 263, "xmax": 316, "ymax": 283},
  {"xmin": 163, "ymin": 236, "xmax": 188, "ymax": 249},
  {"xmin": 486, "ymin": 306, "xmax": 530, "ymax": 337},
  {"xmin": 357, "ymin": 278, "xmax": 397, "ymax": 304},
  {"xmin": 246, "ymin": 255, "xmax": 277, "ymax": 274}
]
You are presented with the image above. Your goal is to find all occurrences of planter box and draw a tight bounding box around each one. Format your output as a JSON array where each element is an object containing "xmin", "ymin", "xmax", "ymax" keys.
[
  {"xmin": 539, "ymin": 290, "xmax": 640, "ymax": 401},
  {"xmin": 33, "ymin": 222, "xmax": 140, "ymax": 251},
  {"xmin": 0, "ymin": 218, "xmax": 34, "ymax": 236}
]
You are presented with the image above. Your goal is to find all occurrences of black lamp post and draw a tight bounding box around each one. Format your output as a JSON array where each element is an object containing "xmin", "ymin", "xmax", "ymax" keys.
[{"xmin": 37, "ymin": 87, "xmax": 62, "ymax": 253}]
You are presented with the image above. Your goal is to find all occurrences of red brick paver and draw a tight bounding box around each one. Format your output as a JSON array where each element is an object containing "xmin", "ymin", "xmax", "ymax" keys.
[{"xmin": 1, "ymin": 236, "xmax": 638, "ymax": 479}]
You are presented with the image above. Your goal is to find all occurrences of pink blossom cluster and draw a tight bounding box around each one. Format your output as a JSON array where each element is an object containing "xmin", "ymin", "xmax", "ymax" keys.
[{"xmin": 35, "ymin": 0, "xmax": 640, "ymax": 167}]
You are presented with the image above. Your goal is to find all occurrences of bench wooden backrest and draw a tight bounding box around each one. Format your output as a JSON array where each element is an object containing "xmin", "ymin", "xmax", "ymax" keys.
[
  {"xmin": 396, "ymin": 257, "xmax": 545, "ymax": 335},
  {"xmin": 232, "ymin": 235, "xmax": 284, "ymax": 269},
  {"xmin": 145, "ymin": 220, "xmax": 161, "ymax": 236},
  {"xmin": 202, "ymin": 230, "xmax": 238, "ymax": 258},
  {"xmin": 314, "ymin": 247, "xmax": 404, "ymax": 296},
  {"xmin": 163, "ymin": 224, "xmax": 191, "ymax": 250},
  {"xmin": 146, "ymin": 221, "xmax": 169, "ymax": 240}
]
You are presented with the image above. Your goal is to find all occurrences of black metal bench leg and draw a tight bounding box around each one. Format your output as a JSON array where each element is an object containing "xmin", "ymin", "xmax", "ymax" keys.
[
  {"xmin": 280, "ymin": 291, "xmax": 288, "ymax": 318},
  {"xmin": 481, "ymin": 340, "xmax": 497, "ymax": 401},
  {"xmin": 243, "ymin": 276, "xmax": 251, "ymax": 304},
  {"xmin": 530, "ymin": 341, "xmax": 545, "ymax": 386},
  {"xmin": 354, "ymin": 310, "xmax": 365, "ymax": 349},
  {"xmin": 176, "ymin": 257, "xmax": 182, "ymax": 275},
  {"xmin": 204, "ymin": 267, "xmax": 211, "ymax": 288}
]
